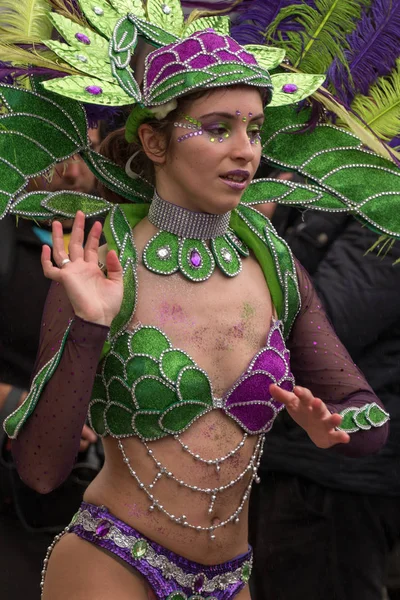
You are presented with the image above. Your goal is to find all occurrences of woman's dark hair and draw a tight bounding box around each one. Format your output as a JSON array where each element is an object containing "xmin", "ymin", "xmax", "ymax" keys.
[{"xmin": 98, "ymin": 85, "xmax": 266, "ymax": 204}]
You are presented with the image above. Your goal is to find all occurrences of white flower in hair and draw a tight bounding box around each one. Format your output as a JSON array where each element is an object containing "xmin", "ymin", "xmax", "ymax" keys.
[{"xmin": 149, "ymin": 99, "xmax": 178, "ymax": 120}]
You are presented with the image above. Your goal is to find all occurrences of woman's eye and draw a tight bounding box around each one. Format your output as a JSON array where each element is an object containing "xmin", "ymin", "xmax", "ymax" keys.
[{"xmin": 248, "ymin": 128, "xmax": 261, "ymax": 139}]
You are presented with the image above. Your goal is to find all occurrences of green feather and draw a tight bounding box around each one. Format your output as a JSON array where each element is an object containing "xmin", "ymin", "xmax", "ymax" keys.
[
  {"xmin": 266, "ymin": 0, "xmax": 370, "ymax": 74},
  {"xmin": 351, "ymin": 58, "xmax": 400, "ymax": 142},
  {"xmin": 0, "ymin": 0, "xmax": 53, "ymax": 43}
]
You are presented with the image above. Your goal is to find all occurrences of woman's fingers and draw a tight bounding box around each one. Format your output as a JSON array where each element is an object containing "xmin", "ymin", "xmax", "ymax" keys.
[
  {"xmin": 293, "ymin": 386, "xmax": 314, "ymax": 408},
  {"xmin": 84, "ymin": 221, "xmax": 102, "ymax": 263},
  {"xmin": 41, "ymin": 244, "xmax": 61, "ymax": 281},
  {"xmin": 68, "ymin": 210, "xmax": 85, "ymax": 261},
  {"xmin": 269, "ymin": 383, "xmax": 298, "ymax": 410},
  {"xmin": 106, "ymin": 250, "xmax": 123, "ymax": 282},
  {"xmin": 51, "ymin": 220, "xmax": 68, "ymax": 267}
]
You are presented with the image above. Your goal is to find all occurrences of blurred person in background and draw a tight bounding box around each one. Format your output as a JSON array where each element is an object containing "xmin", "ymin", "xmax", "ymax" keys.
[{"xmin": 250, "ymin": 176, "xmax": 400, "ymax": 600}]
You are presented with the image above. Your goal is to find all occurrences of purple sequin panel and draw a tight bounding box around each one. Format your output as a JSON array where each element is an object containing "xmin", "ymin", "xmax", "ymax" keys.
[
  {"xmin": 223, "ymin": 321, "xmax": 294, "ymax": 434},
  {"xmin": 70, "ymin": 502, "xmax": 251, "ymax": 600},
  {"xmin": 145, "ymin": 30, "xmax": 258, "ymax": 90}
]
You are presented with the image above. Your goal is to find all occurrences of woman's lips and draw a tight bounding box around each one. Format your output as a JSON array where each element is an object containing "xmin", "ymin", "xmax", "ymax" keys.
[{"xmin": 219, "ymin": 176, "xmax": 248, "ymax": 190}]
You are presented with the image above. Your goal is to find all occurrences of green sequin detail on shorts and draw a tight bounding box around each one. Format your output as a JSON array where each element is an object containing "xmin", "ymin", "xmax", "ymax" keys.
[{"xmin": 131, "ymin": 539, "xmax": 148, "ymax": 558}]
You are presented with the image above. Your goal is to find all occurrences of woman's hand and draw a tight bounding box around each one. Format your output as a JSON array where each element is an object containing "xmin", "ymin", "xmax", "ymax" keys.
[
  {"xmin": 270, "ymin": 384, "xmax": 350, "ymax": 449},
  {"xmin": 41, "ymin": 211, "xmax": 124, "ymax": 327}
]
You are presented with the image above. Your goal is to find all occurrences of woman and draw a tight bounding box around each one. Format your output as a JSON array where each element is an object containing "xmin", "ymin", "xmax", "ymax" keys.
[
  {"xmin": 1, "ymin": 7, "xmax": 392, "ymax": 599},
  {"xmin": 7, "ymin": 80, "xmax": 388, "ymax": 600}
]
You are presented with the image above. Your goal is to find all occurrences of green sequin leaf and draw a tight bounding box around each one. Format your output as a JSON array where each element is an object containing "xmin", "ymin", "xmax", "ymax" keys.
[
  {"xmin": 113, "ymin": 332, "xmax": 131, "ymax": 361},
  {"xmin": 0, "ymin": 196, "xmax": 11, "ymax": 220},
  {"xmin": 183, "ymin": 16, "xmax": 230, "ymax": 37},
  {"xmin": 359, "ymin": 194, "xmax": 400, "ymax": 236},
  {"xmin": 146, "ymin": 0, "xmax": 184, "ymax": 36},
  {"xmin": 88, "ymin": 400, "xmax": 107, "ymax": 436},
  {"xmin": 44, "ymin": 40, "xmax": 114, "ymax": 82},
  {"xmin": 241, "ymin": 178, "xmax": 321, "ymax": 205},
  {"xmin": 92, "ymin": 373, "xmax": 107, "ymax": 399},
  {"xmin": 110, "ymin": 17, "xmax": 141, "ymax": 100},
  {"xmin": 48, "ymin": 13, "xmax": 109, "ymax": 53},
  {"xmin": 211, "ymin": 236, "xmax": 241, "ymax": 277},
  {"xmin": 366, "ymin": 403, "xmax": 390, "ymax": 427},
  {"xmin": 134, "ymin": 376, "xmax": 177, "ymax": 410},
  {"xmin": 269, "ymin": 74, "xmax": 325, "ymax": 107},
  {"xmin": 338, "ymin": 408, "xmax": 359, "ymax": 432},
  {"xmin": 129, "ymin": 15, "xmax": 178, "ymax": 47},
  {"xmin": 83, "ymin": 150, "xmax": 153, "ymax": 203},
  {"xmin": 10, "ymin": 192, "xmax": 54, "ymax": 219},
  {"xmin": 110, "ymin": 259, "xmax": 137, "ymax": 339},
  {"xmin": 160, "ymin": 349, "xmax": 195, "ymax": 383},
  {"xmin": 107, "ymin": 376, "xmax": 133, "ymax": 409},
  {"xmin": 244, "ymin": 45, "xmax": 285, "ymax": 70},
  {"xmin": 103, "ymin": 353, "xmax": 126, "ymax": 380},
  {"xmin": 143, "ymin": 230, "xmax": 179, "ymax": 275},
  {"xmin": 177, "ymin": 367, "xmax": 213, "ymax": 406},
  {"xmin": 226, "ymin": 229, "xmax": 249, "ymax": 257},
  {"xmin": 130, "ymin": 327, "xmax": 171, "ymax": 358},
  {"xmin": 109, "ymin": 0, "xmax": 146, "ymax": 18},
  {"xmin": 146, "ymin": 70, "xmax": 215, "ymax": 105},
  {"xmin": 79, "ymin": 0, "xmax": 119, "ymax": 38},
  {"xmin": 132, "ymin": 410, "xmax": 164, "ymax": 439},
  {"xmin": 43, "ymin": 75, "xmax": 134, "ymax": 106},
  {"xmin": 126, "ymin": 355, "xmax": 160, "ymax": 385},
  {"xmin": 106, "ymin": 403, "xmax": 135, "ymax": 436},
  {"xmin": 178, "ymin": 239, "xmax": 215, "ymax": 281},
  {"xmin": 160, "ymin": 401, "xmax": 210, "ymax": 434},
  {"xmin": 0, "ymin": 84, "xmax": 87, "ymax": 146},
  {"xmin": 109, "ymin": 204, "xmax": 132, "ymax": 249},
  {"xmin": 353, "ymin": 408, "xmax": 371, "ymax": 430},
  {"xmin": 40, "ymin": 191, "xmax": 111, "ymax": 218}
]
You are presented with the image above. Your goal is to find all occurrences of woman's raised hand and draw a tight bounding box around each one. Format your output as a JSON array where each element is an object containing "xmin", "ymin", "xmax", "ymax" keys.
[
  {"xmin": 41, "ymin": 211, "xmax": 124, "ymax": 327},
  {"xmin": 270, "ymin": 384, "xmax": 351, "ymax": 449}
]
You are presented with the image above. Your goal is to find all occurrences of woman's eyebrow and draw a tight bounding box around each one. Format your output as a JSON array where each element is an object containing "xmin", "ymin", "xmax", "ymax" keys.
[{"xmin": 198, "ymin": 111, "xmax": 264, "ymax": 120}]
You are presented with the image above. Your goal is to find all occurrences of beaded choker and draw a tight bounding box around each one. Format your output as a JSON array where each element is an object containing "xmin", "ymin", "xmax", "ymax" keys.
[{"xmin": 144, "ymin": 192, "xmax": 249, "ymax": 282}]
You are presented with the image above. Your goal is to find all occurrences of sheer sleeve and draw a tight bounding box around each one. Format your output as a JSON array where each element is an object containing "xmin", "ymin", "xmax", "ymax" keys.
[
  {"xmin": 286, "ymin": 260, "xmax": 389, "ymax": 457},
  {"xmin": 5, "ymin": 281, "xmax": 109, "ymax": 493}
]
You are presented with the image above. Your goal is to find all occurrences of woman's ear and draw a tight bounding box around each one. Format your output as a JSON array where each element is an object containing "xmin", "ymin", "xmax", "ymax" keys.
[{"xmin": 138, "ymin": 124, "xmax": 167, "ymax": 165}]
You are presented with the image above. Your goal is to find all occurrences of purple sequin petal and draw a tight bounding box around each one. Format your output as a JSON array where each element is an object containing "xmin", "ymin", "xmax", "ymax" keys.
[
  {"xmin": 198, "ymin": 31, "xmax": 227, "ymax": 50},
  {"xmin": 228, "ymin": 402, "xmax": 275, "ymax": 433},
  {"xmin": 280, "ymin": 378, "xmax": 295, "ymax": 393},
  {"xmin": 226, "ymin": 37, "xmax": 242, "ymax": 53},
  {"xmin": 268, "ymin": 324, "xmax": 286, "ymax": 353},
  {"xmin": 238, "ymin": 51, "xmax": 258, "ymax": 65},
  {"xmin": 225, "ymin": 372, "xmax": 275, "ymax": 408},
  {"xmin": 252, "ymin": 349, "xmax": 288, "ymax": 380},
  {"xmin": 147, "ymin": 52, "xmax": 178, "ymax": 87},
  {"xmin": 215, "ymin": 49, "xmax": 240, "ymax": 62},
  {"xmin": 282, "ymin": 83, "xmax": 298, "ymax": 93},
  {"xmin": 176, "ymin": 38, "xmax": 203, "ymax": 62},
  {"xmin": 152, "ymin": 63, "xmax": 186, "ymax": 88},
  {"xmin": 189, "ymin": 54, "xmax": 218, "ymax": 69}
]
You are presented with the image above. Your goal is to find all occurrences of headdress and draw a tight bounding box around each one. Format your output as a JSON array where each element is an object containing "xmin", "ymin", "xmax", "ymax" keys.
[{"xmin": 0, "ymin": 0, "xmax": 400, "ymax": 341}]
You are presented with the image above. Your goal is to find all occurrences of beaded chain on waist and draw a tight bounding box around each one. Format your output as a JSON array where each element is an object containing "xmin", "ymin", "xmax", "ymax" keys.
[{"xmin": 87, "ymin": 319, "xmax": 294, "ymax": 539}]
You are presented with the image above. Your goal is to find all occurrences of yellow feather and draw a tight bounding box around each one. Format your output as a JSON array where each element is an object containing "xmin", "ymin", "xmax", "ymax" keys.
[
  {"xmin": 0, "ymin": 0, "xmax": 53, "ymax": 43},
  {"xmin": 0, "ymin": 41, "xmax": 81, "ymax": 75}
]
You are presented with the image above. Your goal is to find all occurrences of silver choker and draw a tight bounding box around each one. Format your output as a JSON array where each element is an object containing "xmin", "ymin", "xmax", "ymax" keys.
[{"xmin": 148, "ymin": 191, "xmax": 231, "ymax": 239}]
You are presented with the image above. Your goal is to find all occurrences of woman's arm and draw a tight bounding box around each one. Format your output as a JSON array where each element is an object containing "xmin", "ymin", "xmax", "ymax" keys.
[
  {"xmin": 7, "ymin": 213, "xmax": 123, "ymax": 493},
  {"xmin": 271, "ymin": 260, "xmax": 389, "ymax": 457}
]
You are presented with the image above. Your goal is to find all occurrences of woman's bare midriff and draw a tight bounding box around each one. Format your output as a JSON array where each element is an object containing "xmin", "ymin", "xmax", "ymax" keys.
[{"xmin": 84, "ymin": 411, "xmax": 257, "ymax": 564}]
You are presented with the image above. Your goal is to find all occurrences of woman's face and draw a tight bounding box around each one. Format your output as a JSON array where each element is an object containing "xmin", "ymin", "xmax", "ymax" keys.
[{"xmin": 155, "ymin": 87, "xmax": 264, "ymax": 214}]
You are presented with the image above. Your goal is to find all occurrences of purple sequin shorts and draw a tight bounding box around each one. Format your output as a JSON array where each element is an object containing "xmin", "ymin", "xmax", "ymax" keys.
[{"xmin": 66, "ymin": 502, "xmax": 252, "ymax": 600}]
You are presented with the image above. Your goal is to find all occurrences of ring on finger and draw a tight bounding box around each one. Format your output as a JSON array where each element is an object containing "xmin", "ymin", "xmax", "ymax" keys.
[{"xmin": 60, "ymin": 258, "xmax": 71, "ymax": 268}]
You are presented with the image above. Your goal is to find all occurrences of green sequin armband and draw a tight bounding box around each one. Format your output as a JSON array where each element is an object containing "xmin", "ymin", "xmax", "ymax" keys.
[
  {"xmin": 337, "ymin": 403, "xmax": 390, "ymax": 433},
  {"xmin": 3, "ymin": 322, "xmax": 72, "ymax": 439}
]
